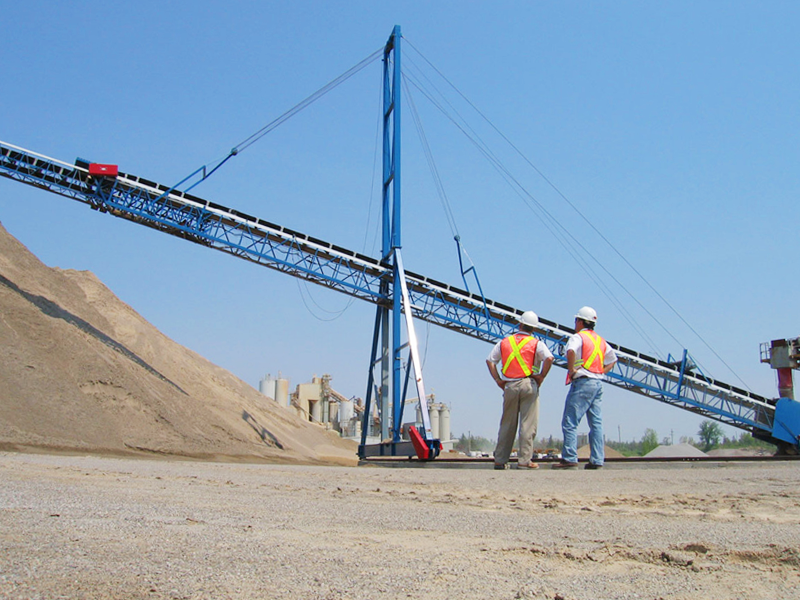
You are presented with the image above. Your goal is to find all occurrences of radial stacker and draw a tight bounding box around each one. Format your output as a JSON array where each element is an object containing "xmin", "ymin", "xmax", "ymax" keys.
[{"xmin": 1, "ymin": 26, "xmax": 798, "ymax": 459}]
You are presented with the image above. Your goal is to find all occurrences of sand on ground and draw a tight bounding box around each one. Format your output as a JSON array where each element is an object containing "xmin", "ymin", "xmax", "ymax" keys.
[
  {"xmin": 1, "ymin": 451, "xmax": 799, "ymax": 600},
  {"xmin": 2, "ymin": 197, "xmax": 799, "ymax": 600}
]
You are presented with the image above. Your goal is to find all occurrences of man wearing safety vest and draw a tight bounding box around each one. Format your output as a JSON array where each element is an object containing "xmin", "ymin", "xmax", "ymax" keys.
[
  {"xmin": 553, "ymin": 306, "xmax": 617, "ymax": 470},
  {"xmin": 486, "ymin": 311, "xmax": 554, "ymax": 470}
]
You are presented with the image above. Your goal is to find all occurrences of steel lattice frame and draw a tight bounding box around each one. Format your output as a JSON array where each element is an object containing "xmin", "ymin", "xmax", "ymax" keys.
[{"xmin": 0, "ymin": 140, "xmax": 779, "ymax": 441}]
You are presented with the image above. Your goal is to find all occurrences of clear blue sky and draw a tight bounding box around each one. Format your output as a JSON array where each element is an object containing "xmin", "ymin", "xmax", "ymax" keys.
[{"xmin": 1, "ymin": 1, "xmax": 798, "ymax": 444}]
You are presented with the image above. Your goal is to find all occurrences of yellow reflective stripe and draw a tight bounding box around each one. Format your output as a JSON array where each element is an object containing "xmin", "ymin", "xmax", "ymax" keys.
[
  {"xmin": 576, "ymin": 331, "xmax": 604, "ymax": 372},
  {"xmin": 503, "ymin": 335, "xmax": 533, "ymax": 377}
]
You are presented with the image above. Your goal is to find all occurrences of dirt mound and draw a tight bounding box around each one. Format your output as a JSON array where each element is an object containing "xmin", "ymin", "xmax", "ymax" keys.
[
  {"xmin": 577, "ymin": 444, "xmax": 625, "ymax": 459},
  {"xmin": 0, "ymin": 221, "xmax": 356, "ymax": 465}
]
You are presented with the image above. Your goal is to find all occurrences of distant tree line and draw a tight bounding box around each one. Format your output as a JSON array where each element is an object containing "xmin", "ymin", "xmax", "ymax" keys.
[
  {"xmin": 454, "ymin": 433, "xmax": 566, "ymax": 454},
  {"xmin": 454, "ymin": 420, "xmax": 775, "ymax": 457},
  {"xmin": 605, "ymin": 420, "xmax": 775, "ymax": 456},
  {"xmin": 453, "ymin": 433, "xmax": 494, "ymax": 453}
]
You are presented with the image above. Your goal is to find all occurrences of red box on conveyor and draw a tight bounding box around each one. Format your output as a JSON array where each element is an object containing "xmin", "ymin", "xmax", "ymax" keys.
[{"xmin": 88, "ymin": 163, "xmax": 118, "ymax": 177}]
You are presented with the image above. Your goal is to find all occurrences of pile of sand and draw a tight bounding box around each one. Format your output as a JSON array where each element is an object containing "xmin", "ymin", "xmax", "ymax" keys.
[
  {"xmin": 577, "ymin": 444, "xmax": 625, "ymax": 458},
  {"xmin": 644, "ymin": 442, "xmax": 707, "ymax": 458},
  {"xmin": 0, "ymin": 221, "xmax": 357, "ymax": 465}
]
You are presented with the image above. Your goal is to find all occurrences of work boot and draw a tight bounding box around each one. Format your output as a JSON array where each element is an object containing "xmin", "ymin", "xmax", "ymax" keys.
[{"xmin": 551, "ymin": 460, "xmax": 579, "ymax": 469}]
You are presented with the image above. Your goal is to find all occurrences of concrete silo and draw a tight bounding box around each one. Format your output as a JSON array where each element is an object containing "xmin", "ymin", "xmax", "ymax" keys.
[
  {"xmin": 258, "ymin": 374, "xmax": 277, "ymax": 400},
  {"xmin": 275, "ymin": 373, "xmax": 290, "ymax": 407},
  {"xmin": 438, "ymin": 404, "xmax": 451, "ymax": 443}
]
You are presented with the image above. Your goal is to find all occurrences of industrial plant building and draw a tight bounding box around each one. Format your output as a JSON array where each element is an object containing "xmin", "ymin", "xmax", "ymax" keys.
[{"xmin": 258, "ymin": 373, "xmax": 452, "ymax": 449}]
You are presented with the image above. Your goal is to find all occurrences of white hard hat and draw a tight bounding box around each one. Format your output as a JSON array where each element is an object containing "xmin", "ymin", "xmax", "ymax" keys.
[
  {"xmin": 574, "ymin": 306, "xmax": 597, "ymax": 323},
  {"xmin": 519, "ymin": 310, "xmax": 539, "ymax": 328}
]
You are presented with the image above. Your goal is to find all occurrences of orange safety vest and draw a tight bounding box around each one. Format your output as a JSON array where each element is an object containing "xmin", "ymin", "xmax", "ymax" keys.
[
  {"xmin": 576, "ymin": 330, "xmax": 606, "ymax": 374},
  {"xmin": 500, "ymin": 333, "xmax": 538, "ymax": 379}
]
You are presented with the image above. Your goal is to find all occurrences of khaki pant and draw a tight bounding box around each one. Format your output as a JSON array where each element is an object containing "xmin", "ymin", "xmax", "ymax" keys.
[{"xmin": 493, "ymin": 378, "xmax": 539, "ymax": 466}]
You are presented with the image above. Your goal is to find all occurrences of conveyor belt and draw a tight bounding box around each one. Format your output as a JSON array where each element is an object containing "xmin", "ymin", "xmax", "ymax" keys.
[{"xmin": 0, "ymin": 140, "xmax": 780, "ymax": 442}]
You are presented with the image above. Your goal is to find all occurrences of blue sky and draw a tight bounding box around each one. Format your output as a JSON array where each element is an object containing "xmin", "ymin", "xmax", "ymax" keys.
[{"xmin": 1, "ymin": 1, "xmax": 798, "ymax": 444}]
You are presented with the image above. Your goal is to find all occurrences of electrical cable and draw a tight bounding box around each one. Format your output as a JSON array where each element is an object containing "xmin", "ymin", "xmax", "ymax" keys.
[
  {"xmin": 298, "ymin": 56, "xmax": 385, "ymax": 322},
  {"xmin": 296, "ymin": 278, "xmax": 356, "ymax": 322}
]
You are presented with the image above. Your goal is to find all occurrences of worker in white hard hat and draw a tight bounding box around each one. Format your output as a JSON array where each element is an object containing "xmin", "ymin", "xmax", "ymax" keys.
[
  {"xmin": 552, "ymin": 306, "xmax": 617, "ymax": 470},
  {"xmin": 486, "ymin": 310, "xmax": 554, "ymax": 470}
]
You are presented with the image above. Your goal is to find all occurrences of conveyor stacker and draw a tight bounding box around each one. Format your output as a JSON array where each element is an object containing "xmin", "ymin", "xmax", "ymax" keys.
[{"xmin": 1, "ymin": 27, "xmax": 798, "ymax": 458}]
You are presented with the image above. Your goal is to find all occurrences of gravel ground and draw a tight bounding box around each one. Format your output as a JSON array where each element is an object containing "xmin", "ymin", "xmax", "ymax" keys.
[{"xmin": 1, "ymin": 452, "xmax": 799, "ymax": 600}]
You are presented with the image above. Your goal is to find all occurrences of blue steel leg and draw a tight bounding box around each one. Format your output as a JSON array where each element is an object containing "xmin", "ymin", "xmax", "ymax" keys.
[
  {"xmin": 392, "ymin": 260, "xmax": 403, "ymax": 441},
  {"xmin": 359, "ymin": 306, "xmax": 384, "ymax": 455}
]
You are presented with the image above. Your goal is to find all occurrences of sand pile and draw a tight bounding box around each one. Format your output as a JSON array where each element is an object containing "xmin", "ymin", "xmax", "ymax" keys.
[
  {"xmin": 577, "ymin": 444, "xmax": 624, "ymax": 459},
  {"xmin": 0, "ymin": 221, "xmax": 356, "ymax": 465},
  {"xmin": 644, "ymin": 442, "xmax": 707, "ymax": 458}
]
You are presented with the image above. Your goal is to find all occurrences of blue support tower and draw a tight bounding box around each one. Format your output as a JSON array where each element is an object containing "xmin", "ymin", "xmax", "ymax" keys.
[{"xmin": 358, "ymin": 26, "xmax": 440, "ymax": 460}]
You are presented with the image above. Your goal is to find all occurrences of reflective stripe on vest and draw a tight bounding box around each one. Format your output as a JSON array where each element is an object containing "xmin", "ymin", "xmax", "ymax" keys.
[
  {"xmin": 575, "ymin": 330, "xmax": 605, "ymax": 374},
  {"xmin": 500, "ymin": 333, "xmax": 539, "ymax": 379}
]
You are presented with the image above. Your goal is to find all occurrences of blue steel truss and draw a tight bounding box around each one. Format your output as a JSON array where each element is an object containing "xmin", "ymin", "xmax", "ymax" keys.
[{"xmin": 0, "ymin": 138, "xmax": 782, "ymax": 444}]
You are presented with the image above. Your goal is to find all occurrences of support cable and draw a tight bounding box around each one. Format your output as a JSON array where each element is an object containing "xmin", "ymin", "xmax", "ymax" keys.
[
  {"xmin": 177, "ymin": 48, "xmax": 384, "ymax": 195},
  {"xmin": 404, "ymin": 38, "xmax": 751, "ymax": 391},
  {"xmin": 233, "ymin": 48, "xmax": 383, "ymax": 154},
  {"xmin": 403, "ymin": 76, "xmax": 459, "ymax": 239},
  {"xmin": 361, "ymin": 70, "xmax": 385, "ymax": 257},
  {"xmin": 404, "ymin": 76, "xmax": 494, "ymax": 328},
  {"xmin": 401, "ymin": 58, "xmax": 661, "ymax": 355},
  {"xmin": 403, "ymin": 75, "xmax": 463, "ymax": 365},
  {"xmin": 402, "ymin": 67, "xmax": 665, "ymax": 358}
]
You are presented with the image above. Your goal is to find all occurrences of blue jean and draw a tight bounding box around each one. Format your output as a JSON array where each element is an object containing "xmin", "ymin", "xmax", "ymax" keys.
[{"xmin": 561, "ymin": 377, "xmax": 604, "ymax": 465}]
